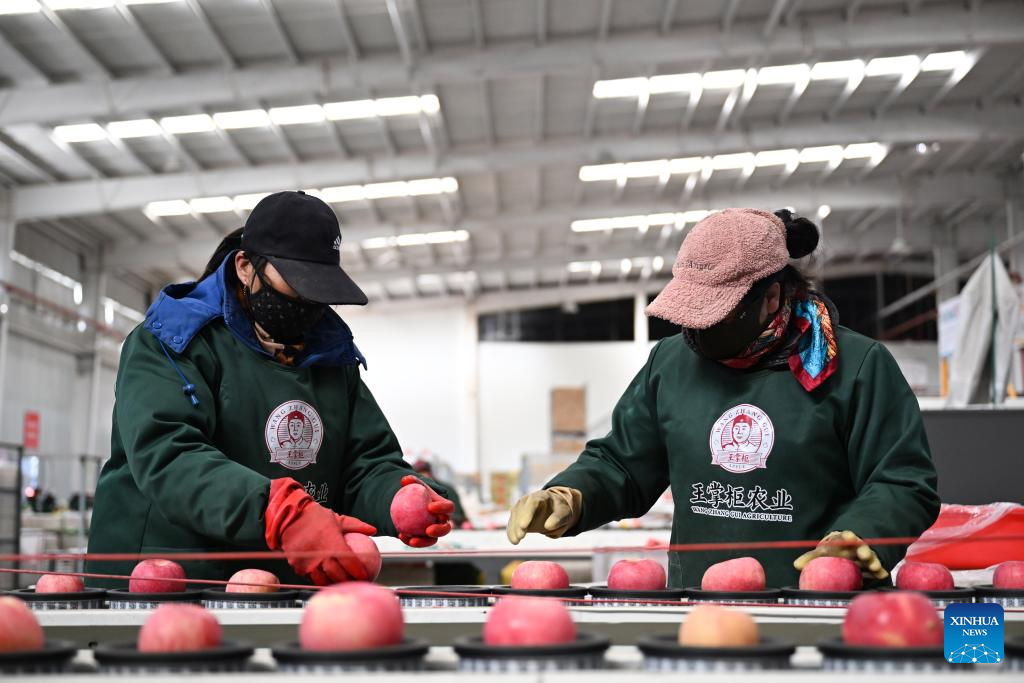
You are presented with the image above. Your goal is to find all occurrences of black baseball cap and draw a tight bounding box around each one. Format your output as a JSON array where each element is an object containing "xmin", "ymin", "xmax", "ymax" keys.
[{"xmin": 241, "ymin": 190, "xmax": 367, "ymax": 305}]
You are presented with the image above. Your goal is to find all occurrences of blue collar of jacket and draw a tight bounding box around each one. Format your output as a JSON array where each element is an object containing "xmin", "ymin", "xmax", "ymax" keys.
[{"xmin": 142, "ymin": 254, "xmax": 366, "ymax": 370}]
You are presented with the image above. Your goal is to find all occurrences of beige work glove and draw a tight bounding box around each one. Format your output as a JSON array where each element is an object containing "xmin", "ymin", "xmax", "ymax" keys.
[
  {"xmin": 506, "ymin": 487, "xmax": 583, "ymax": 545},
  {"xmin": 793, "ymin": 530, "xmax": 889, "ymax": 580}
]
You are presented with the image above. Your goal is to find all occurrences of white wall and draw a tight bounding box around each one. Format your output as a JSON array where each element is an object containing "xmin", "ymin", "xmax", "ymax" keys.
[
  {"xmin": 1, "ymin": 331, "xmax": 116, "ymax": 501},
  {"xmin": 344, "ymin": 302, "xmax": 658, "ymax": 481},
  {"xmin": 2, "ymin": 333, "xmax": 77, "ymax": 456},
  {"xmin": 477, "ymin": 341, "xmax": 654, "ymax": 482},
  {"xmin": 343, "ymin": 303, "xmax": 478, "ymax": 473}
]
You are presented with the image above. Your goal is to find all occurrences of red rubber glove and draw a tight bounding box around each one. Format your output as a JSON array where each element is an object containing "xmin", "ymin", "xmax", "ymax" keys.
[
  {"xmin": 264, "ymin": 478, "xmax": 373, "ymax": 585},
  {"xmin": 393, "ymin": 475, "xmax": 455, "ymax": 548},
  {"xmin": 335, "ymin": 514, "xmax": 377, "ymax": 536}
]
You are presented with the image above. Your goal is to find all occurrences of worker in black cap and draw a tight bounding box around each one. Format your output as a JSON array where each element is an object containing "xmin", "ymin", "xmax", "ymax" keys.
[{"xmin": 87, "ymin": 191, "xmax": 455, "ymax": 588}]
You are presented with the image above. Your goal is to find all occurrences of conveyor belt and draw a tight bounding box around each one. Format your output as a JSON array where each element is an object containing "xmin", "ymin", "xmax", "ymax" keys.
[
  {"xmin": 34, "ymin": 605, "xmax": 1024, "ymax": 647},
  {"xmin": 7, "ymin": 645, "xmax": 1013, "ymax": 681}
]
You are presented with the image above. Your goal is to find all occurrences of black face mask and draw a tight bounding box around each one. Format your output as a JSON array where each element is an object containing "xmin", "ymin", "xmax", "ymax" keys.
[
  {"xmin": 688, "ymin": 293, "xmax": 771, "ymax": 360},
  {"xmin": 245, "ymin": 268, "xmax": 325, "ymax": 345}
]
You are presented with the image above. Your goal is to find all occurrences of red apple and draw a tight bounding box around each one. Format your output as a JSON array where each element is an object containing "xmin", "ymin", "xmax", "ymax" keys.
[
  {"xmin": 799, "ymin": 557, "xmax": 863, "ymax": 591},
  {"xmin": 896, "ymin": 562, "xmax": 954, "ymax": 591},
  {"xmin": 130, "ymin": 559, "xmax": 186, "ymax": 593},
  {"xmin": 0, "ymin": 597, "xmax": 44, "ymax": 652},
  {"xmin": 510, "ymin": 561, "xmax": 570, "ymax": 590},
  {"xmin": 300, "ymin": 582, "xmax": 404, "ymax": 651},
  {"xmin": 226, "ymin": 569, "xmax": 280, "ymax": 594},
  {"xmin": 483, "ymin": 596, "xmax": 577, "ymax": 646},
  {"xmin": 678, "ymin": 605, "xmax": 759, "ymax": 647},
  {"xmin": 701, "ymin": 557, "xmax": 766, "ymax": 592},
  {"xmin": 344, "ymin": 533, "xmax": 382, "ymax": 581},
  {"xmin": 843, "ymin": 591, "xmax": 942, "ymax": 648},
  {"xmin": 138, "ymin": 604, "xmax": 221, "ymax": 653},
  {"xmin": 993, "ymin": 561, "xmax": 1024, "ymax": 589},
  {"xmin": 35, "ymin": 574, "xmax": 85, "ymax": 593},
  {"xmin": 390, "ymin": 483, "xmax": 439, "ymax": 537},
  {"xmin": 607, "ymin": 559, "xmax": 666, "ymax": 591}
]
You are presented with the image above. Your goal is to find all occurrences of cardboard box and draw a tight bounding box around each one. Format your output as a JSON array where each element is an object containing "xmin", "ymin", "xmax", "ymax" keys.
[{"xmin": 551, "ymin": 388, "xmax": 586, "ymax": 433}]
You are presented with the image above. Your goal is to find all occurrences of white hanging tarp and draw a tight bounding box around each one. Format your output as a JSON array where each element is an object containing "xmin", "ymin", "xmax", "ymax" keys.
[{"xmin": 947, "ymin": 254, "xmax": 1021, "ymax": 406}]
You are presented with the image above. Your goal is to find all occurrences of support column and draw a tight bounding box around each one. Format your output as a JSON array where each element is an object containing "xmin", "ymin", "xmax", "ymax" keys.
[
  {"xmin": 0, "ymin": 190, "xmax": 14, "ymax": 438},
  {"xmin": 932, "ymin": 223, "xmax": 959, "ymax": 303},
  {"xmin": 814, "ymin": 205, "xmax": 829, "ymax": 291},
  {"xmin": 1008, "ymin": 199, "xmax": 1021, "ymax": 277},
  {"xmin": 1008, "ymin": 198, "xmax": 1024, "ymax": 396},
  {"xmin": 80, "ymin": 255, "xmax": 107, "ymax": 458},
  {"xmin": 634, "ymin": 291, "xmax": 649, "ymax": 346},
  {"xmin": 463, "ymin": 302, "xmax": 481, "ymax": 486},
  {"xmin": 874, "ymin": 271, "xmax": 884, "ymax": 339}
]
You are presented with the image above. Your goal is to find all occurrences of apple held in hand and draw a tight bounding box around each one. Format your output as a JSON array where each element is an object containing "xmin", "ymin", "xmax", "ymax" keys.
[
  {"xmin": 510, "ymin": 561, "xmax": 570, "ymax": 590},
  {"xmin": 35, "ymin": 574, "xmax": 85, "ymax": 593},
  {"xmin": 130, "ymin": 559, "xmax": 186, "ymax": 593},
  {"xmin": 390, "ymin": 483, "xmax": 441, "ymax": 537},
  {"xmin": 895, "ymin": 562, "xmax": 954, "ymax": 591},
  {"xmin": 798, "ymin": 557, "xmax": 863, "ymax": 591},
  {"xmin": 701, "ymin": 557, "xmax": 766, "ymax": 592},
  {"xmin": 678, "ymin": 605, "xmax": 759, "ymax": 647},
  {"xmin": 607, "ymin": 559, "xmax": 666, "ymax": 591},
  {"xmin": 300, "ymin": 582, "xmax": 404, "ymax": 651},
  {"xmin": 842, "ymin": 591, "xmax": 942, "ymax": 648},
  {"xmin": 0, "ymin": 597, "xmax": 44, "ymax": 652},
  {"xmin": 993, "ymin": 561, "xmax": 1024, "ymax": 589},
  {"xmin": 483, "ymin": 596, "xmax": 577, "ymax": 646},
  {"xmin": 138, "ymin": 604, "xmax": 221, "ymax": 653}
]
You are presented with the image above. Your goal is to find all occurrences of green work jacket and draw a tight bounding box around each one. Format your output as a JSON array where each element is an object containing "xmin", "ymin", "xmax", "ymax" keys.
[
  {"xmin": 86, "ymin": 259, "xmax": 433, "ymax": 587},
  {"xmin": 547, "ymin": 328, "xmax": 940, "ymax": 588}
]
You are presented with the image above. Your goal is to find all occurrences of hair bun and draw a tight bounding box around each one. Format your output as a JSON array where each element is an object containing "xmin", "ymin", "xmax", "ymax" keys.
[{"xmin": 774, "ymin": 209, "xmax": 819, "ymax": 259}]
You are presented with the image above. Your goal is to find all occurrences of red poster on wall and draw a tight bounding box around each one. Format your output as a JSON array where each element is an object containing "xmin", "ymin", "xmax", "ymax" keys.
[{"xmin": 23, "ymin": 411, "xmax": 40, "ymax": 450}]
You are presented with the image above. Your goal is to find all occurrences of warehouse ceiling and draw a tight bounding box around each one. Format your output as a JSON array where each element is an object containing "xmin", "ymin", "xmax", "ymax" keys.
[{"xmin": 1, "ymin": 0, "xmax": 1023, "ymax": 305}]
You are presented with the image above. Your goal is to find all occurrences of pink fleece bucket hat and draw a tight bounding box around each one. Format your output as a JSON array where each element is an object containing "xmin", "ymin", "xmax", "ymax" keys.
[{"xmin": 646, "ymin": 208, "xmax": 789, "ymax": 329}]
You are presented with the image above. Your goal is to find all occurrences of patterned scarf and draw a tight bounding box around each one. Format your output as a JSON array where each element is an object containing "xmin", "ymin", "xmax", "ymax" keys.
[{"xmin": 690, "ymin": 285, "xmax": 840, "ymax": 392}]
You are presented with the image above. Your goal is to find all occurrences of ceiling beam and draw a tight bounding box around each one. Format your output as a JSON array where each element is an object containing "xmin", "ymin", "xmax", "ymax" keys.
[
  {"xmin": 1, "ymin": 5, "xmax": 1021, "ymax": 127},
  {"xmin": 347, "ymin": 255, "xmax": 935, "ymax": 311},
  {"xmin": 12, "ymin": 104, "xmax": 1021, "ymax": 220},
  {"xmin": 659, "ymin": 0, "xmax": 678, "ymax": 34},
  {"xmin": 763, "ymin": 0, "xmax": 789, "ymax": 38},
  {"xmin": 37, "ymin": 3, "xmax": 109, "ymax": 78},
  {"xmin": 323, "ymin": 226, "xmax": 952, "ymax": 288},
  {"xmin": 101, "ymin": 172, "xmax": 1010, "ymax": 269},
  {"xmin": 113, "ymin": 0, "xmax": 175, "ymax": 74},
  {"xmin": 598, "ymin": 0, "xmax": 614, "ymax": 40},
  {"xmin": 331, "ymin": 0, "xmax": 360, "ymax": 61},
  {"xmin": 469, "ymin": 0, "xmax": 485, "ymax": 49},
  {"xmin": 183, "ymin": 0, "xmax": 236, "ymax": 69},
  {"xmin": 258, "ymin": 0, "xmax": 300, "ymax": 64},
  {"xmin": 535, "ymin": 0, "xmax": 547, "ymax": 44},
  {"xmin": 408, "ymin": 0, "xmax": 429, "ymax": 54},
  {"xmin": 385, "ymin": 0, "xmax": 415, "ymax": 68},
  {"xmin": 0, "ymin": 28, "xmax": 47, "ymax": 85},
  {"xmin": 722, "ymin": 0, "xmax": 744, "ymax": 32}
]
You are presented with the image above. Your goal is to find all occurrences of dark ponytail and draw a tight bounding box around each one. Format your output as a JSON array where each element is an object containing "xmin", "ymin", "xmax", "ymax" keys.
[
  {"xmin": 199, "ymin": 227, "xmax": 243, "ymax": 281},
  {"xmin": 774, "ymin": 209, "xmax": 819, "ymax": 259},
  {"xmin": 752, "ymin": 209, "xmax": 820, "ymax": 296}
]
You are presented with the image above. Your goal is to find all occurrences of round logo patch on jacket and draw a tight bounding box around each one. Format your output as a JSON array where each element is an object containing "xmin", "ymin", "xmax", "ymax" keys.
[
  {"xmin": 708, "ymin": 403, "xmax": 774, "ymax": 474},
  {"xmin": 266, "ymin": 400, "xmax": 323, "ymax": 470}
]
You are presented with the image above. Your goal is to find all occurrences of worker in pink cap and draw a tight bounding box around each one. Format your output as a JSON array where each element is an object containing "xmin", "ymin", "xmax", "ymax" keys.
[{"xmin": 508, "ymin": 208, "xmax": 939, "ymax": 588}]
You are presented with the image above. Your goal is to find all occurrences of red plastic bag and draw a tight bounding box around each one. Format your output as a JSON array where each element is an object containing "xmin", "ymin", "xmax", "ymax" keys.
[{"xmin": 905, "ymin": 503, "xmax": 1024, "ymax": 570}]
